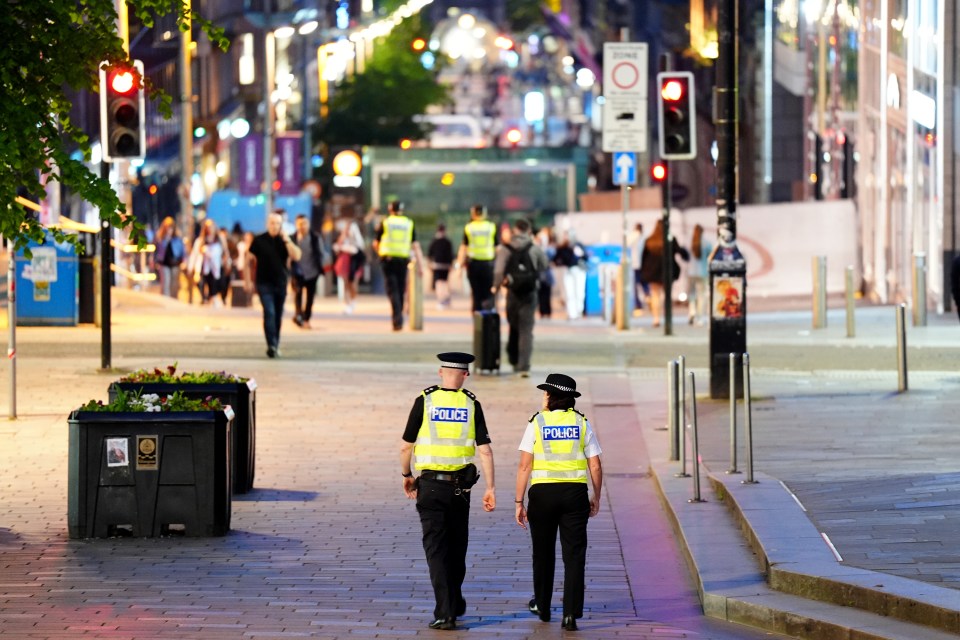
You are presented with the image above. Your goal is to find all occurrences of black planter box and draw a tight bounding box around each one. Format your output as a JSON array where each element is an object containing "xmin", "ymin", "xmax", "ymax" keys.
[
  {"xmin": 109, "ymin": 380, "xmax": 257, "ymax": 494},
  {"xmin": 68, "ymin": 409, "xmax": 233, "ymax": 538}
]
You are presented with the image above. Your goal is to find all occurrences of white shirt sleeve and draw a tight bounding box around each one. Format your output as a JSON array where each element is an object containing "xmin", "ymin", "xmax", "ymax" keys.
[
  {"xmin": 518, "ymin": 421, "xmax": 537, "ymax": 453},
  {"xmin": 583, "ymin": 419, "xmax": 602, "ymax": 458}
]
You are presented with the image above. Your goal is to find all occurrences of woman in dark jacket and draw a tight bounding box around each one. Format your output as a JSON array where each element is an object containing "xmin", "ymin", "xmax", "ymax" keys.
[{"xmin": 639, "ymin": 219, "xmax": 689, "ymax": 327}]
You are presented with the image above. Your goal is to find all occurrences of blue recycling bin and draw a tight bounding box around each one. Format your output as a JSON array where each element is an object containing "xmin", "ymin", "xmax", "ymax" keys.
[
  {"xmin": 15, "ymin": 234, "xmax": 79, "ymax": 326},
  {"xmin": 584, "ymin": 244, "xmax": 622, "ymax": 316}
]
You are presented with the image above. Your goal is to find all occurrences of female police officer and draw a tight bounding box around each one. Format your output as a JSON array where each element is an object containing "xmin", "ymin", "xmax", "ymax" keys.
[{"xmin": 514, "ymin": 373, "xmax": 602, "ymax": 631}]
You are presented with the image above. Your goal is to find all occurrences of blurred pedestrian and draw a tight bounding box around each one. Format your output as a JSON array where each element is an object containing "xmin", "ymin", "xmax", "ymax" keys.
[
  {"xmin": 456, "ymin": 204, "xmax": 497, "ymax": 311},
  {"xmin": 639, "ymin": 219, "xmax": 689, "ymax": 328},
  {"xmin": 399, "ymin": 352, "xmax": 497, "ymax": 631},
  {"xmin": 188, "ymin": 218, "xmax": 230, "ymax": 306},
  {"xmin": 493, "ymin": 218, "xmax": 549, "ymax": 377},
  {"xmin": 373, "ymin": 201, "xmax": 423, "ymax": 331},
  {"xmin": 152, "ymin": 216, "xmax": 184, "ymax": 299},
  {"xmin": 686, "ymin": 224, "xmax": 712, "ymax": 326},
  {"xmin": 244, "ymin": 210, "xmax": 302, "ymax": 358},
  {"xmin": 952, "ymin": 253, "xmax": 960, "ymax": 323},
  {"xmin": 428, "ymin": 224, "xmax": 454, "ymax": 310},
  {"xmin": 515, "ymin": 373, "xmax": 603, "ymax": 631},
  {"xmin": 292, "ymin": 214, "xmax": 328, "ymax": 328},
  {"xmin": 332, "ymin": 214, "xmax": 365, "ymax": 315},
  {"xmin": 535, "ymin": 226, "xmax": 556, "ymax": 319},
  {"xmin": 628, "ymin": 223, "xmax": 649, "ymax": 313},
  {"xmin": 554, "ymin": 232, "xmax": 587, "ymax": 320}
]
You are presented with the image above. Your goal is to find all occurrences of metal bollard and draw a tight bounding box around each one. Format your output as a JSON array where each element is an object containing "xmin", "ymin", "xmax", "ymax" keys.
[
  {"xmin": 687, "ymin": 371, "xmax": 705, "ymax": 503},
  {"xmin": 742, "ymin": 353, "xmax": 758, "ymax": 484},
  {"xmin": 896, "ymin": 303, "xmax": 908, "ymax": 392},
  {"xmin": 667, "ymin": 360, "xmax": 680, "ymax": 459},
  {"xmin": 408, "ymin": 262, "xmax": 423, "ymax": 331},
  {"xmin": 728, "ymin": 353, "xmax": 740, "ymax": 474},
  {"xmin": 676, "ymin": 355, "xmax": 689, "ymax": 477},
  {"xmin": 912, "ymin": 252, "xmax": 927, "ymax": 327},
  {"xmin": 812, "ymin": 255, "xmax": 827, "ymax": 329},
  {"xmin": 845, "ymin": 265, "xmax": 856, "ymax": 338}
]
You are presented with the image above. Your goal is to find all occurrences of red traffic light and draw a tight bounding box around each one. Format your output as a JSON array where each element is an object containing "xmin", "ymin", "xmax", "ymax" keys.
[
  {"xmin": 660, "ymin": 79, "xmax": 684, "ymax": 102},
  {"xmin": 651, "ymin": 163, "xmax": 667, "ymax": 183},
  {"xmin": 99, "ymin": 60, "xmax": 145, "ymax": 162},
  {"xmin": 505, "ymin": 127, "xmax": 523, "ymax": 146},
  {"xmin": 109, "ymin": 69, "xmax": 137, "ymax": 95}
]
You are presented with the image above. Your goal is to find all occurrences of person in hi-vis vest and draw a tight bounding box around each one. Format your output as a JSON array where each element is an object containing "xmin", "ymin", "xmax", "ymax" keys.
[
  {"xmin": 399, "ymin": 352, "xmax": 496, "ymax": 631},
  {"xmin": 514, "ymin": 373, "xmax": 602, "ymax": 632},
  {"xmin": 456, "ymin": 204, "xmax": 498, "ymax": 311},
  {"xmin": 373, "ymin": 201, "xmax": 424, "ymax": 331}
]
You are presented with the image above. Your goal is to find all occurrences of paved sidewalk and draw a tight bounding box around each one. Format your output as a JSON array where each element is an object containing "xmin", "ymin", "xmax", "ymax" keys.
[{"xmin": 0, "ymin": 289, "xmax": 957, "ymax": 638}]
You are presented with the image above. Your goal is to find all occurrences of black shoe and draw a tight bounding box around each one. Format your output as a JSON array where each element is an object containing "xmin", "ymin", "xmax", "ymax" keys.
[
  {"xmin": 561, "ymin": 615, "xmax": 577, "ymax": 631},
  {"xmin": 428, "ymin": 617, "xmax": 455, "ymax": 630},
  {"xmin": 293, "ymin": 315, "xmax": 303, "ymax": 327},
  {"xmin": 529, "ymin": 598, "xmax": 549, "ymax": 622},
  {"xmin": 266, "ymin": 347, "xmax": 277, "ymax": 358}
]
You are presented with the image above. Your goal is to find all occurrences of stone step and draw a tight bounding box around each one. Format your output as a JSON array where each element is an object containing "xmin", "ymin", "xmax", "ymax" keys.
[{"xmin": 651, "ymin": 459, "xmax": 960, "ymax": 640}]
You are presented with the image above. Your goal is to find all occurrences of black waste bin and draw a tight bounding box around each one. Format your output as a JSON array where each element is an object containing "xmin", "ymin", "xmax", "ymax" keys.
[
  {"xmin": 78, "ymin": 256, "xmax": 95, "ymax": 324},
  {"xmin": 67, "ymin": 408, "xmax": 233, "ymax": 538}
]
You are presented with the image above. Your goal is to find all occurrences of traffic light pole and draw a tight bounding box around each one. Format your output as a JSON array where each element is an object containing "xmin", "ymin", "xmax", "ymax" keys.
[
  {"xmin": 708, "ymin": 0, "xmax": 746, "ymax": 398},
  {"xmin": 99, "ymin": 161, "xmax": 112, "ymax": 371},
  {"xmin": 662, "ymin": 159, "xmax": 673, "ymax": 336}
]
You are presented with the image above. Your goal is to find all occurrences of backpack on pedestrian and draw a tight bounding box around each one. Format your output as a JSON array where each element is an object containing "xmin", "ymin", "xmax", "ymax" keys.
[{"xmin": 504, "ymin": 242, "xmax": 538, "ymax": 298}]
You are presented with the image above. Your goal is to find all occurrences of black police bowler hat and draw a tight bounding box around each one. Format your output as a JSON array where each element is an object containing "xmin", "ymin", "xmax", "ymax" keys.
[
  {"xmin": 437, "ymin": 352, "xmax": 475, "ymax": 370},
  {"xmin": 537, "ymin": 373, "xmax": 581, "ymax": 398}
]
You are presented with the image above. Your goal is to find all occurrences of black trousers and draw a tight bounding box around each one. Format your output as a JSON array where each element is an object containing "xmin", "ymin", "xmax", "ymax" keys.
[
  {"xmin": 381, "ymin": 258, "xmax": 409, "ymax": 329},
  {"xmin": 416, "ymin": 478, "xmax": 471, "ymax": 619},
  {"xmin": 291, "ymin": 275, "xmax": 318, "ymax": 321},
  {"xmin": 506, "ymin": 292, "xmax": 537, "ymax": 372},
  {"xmin": 527, "ymin": 482, "xmax": 590, "ymax": 619},
  {"xmin": 467, "ymin": 260, "xmax": 494, "ymax": 311}
]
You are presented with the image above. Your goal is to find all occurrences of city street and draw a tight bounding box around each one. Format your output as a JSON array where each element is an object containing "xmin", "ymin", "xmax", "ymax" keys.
[{"xmin": 0, "ymin": 289, "xmax": 957, "ymax": 638}]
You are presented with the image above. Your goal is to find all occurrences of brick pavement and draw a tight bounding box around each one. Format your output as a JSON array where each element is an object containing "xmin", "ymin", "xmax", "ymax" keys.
[
  {"xmin": 0, "ymin": 346, "xmax": 781, "ymax": 639},
  {"xmin": 0, "ymin": 289, "xmax": 958, "ymax": 638}
]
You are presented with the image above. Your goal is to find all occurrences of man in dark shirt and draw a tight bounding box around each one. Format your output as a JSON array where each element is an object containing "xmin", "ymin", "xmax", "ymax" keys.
[
  {"xmin": 399, "ymin": 352, "xmax": 496, "ymax": 630},
  {"xmin": 244, "ymin": 210, "xmax": 302, "ymax": 358}
]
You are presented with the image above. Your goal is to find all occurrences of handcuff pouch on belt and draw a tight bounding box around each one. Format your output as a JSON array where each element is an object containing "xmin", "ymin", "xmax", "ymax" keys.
[{"xmin": 455, "ymin": 463, "xmax": 479, "ymax": 495}]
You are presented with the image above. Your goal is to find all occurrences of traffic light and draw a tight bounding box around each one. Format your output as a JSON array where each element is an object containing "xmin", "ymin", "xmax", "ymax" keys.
[
  {"xmin": 657, "ymin": 71, "xmax": 697, "ymax": 160},
  {"xmin": 411, "ymin": 37, "xmax": 427, "ymax": 52},
  {"xmin": 651, "ymin": 162, "xmax": 667, "ymax": 183},
  {"xmin": 99, "ymin": 60, "xmax": 145, "ymax": 162}
]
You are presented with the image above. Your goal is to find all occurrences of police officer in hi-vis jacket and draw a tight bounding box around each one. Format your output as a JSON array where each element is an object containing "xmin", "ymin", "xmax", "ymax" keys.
[
  {"xmin": 456, "ymin": 204, "xmax": 498, "ymax": 311},
  {"xmin": 374, "ymin": 201, "xmax": 423, "ymax": 331},
  {"xmin": 514, "ymin": 373, "xmax": 603, "ymax": 632},
  {"xmin": 400, "ymin": 352, "xmax": 496, "ymax": 631}
]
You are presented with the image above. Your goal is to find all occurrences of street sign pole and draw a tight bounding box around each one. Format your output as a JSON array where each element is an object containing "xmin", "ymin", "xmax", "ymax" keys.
[{"xmin": 603, "ymin": 41, "xmax": 648, "ymax": 332}]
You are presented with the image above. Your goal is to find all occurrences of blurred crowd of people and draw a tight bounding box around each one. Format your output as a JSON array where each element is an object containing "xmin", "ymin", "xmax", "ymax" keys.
[{"xmin": 138, "ymin": 207, "xmax": 715, "ymax": 329}]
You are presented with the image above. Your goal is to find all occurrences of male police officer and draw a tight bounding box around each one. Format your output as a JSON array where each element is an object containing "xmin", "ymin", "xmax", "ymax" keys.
[
  {"xmin": 456, "ymin": 204, "xmax": 498, "ymax": 311},
  {"xmin": 374, "ymin": 201, "xmax": 424, "ymax": 331},
  {"xmin": 400, "ymin": 352, "xmax": 496, "ymax": 630}
]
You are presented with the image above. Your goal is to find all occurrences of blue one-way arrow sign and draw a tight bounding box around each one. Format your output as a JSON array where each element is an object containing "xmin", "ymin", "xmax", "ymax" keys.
[{"xmin": 612, "ymin": 151, "xmax": 637, "ymax": 186}]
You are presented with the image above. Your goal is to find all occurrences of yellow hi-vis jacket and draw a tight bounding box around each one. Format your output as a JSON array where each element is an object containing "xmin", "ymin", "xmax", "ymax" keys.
[
  {"xmin": 464, "ymin": 219, "xmax": 496, "ymax": 261},
  {"xmin": 378, "ymin": 215, "xmax": 414, "ymax": 258},
  {"xmin": 531, "ymin": 409, "xmax": 588, "ymax": 484},
  {"xmin": 414, "ymin": 389, "xmax": 476, "ymax": 471}
]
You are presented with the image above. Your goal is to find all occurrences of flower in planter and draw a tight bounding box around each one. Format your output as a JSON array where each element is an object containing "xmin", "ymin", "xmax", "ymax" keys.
[
  {"xmin": 119, "ymin": 363, "xmax": 247, "ymax": 385},
  {"xmin": 79, "ymin": 388, "xmax": 223, "ymax": 413}
]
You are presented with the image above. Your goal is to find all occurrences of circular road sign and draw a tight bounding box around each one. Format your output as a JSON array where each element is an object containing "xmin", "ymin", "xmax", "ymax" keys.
[{"xmin": 611, "ymin": 61, "xmax": 640, "ymax": 90}]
